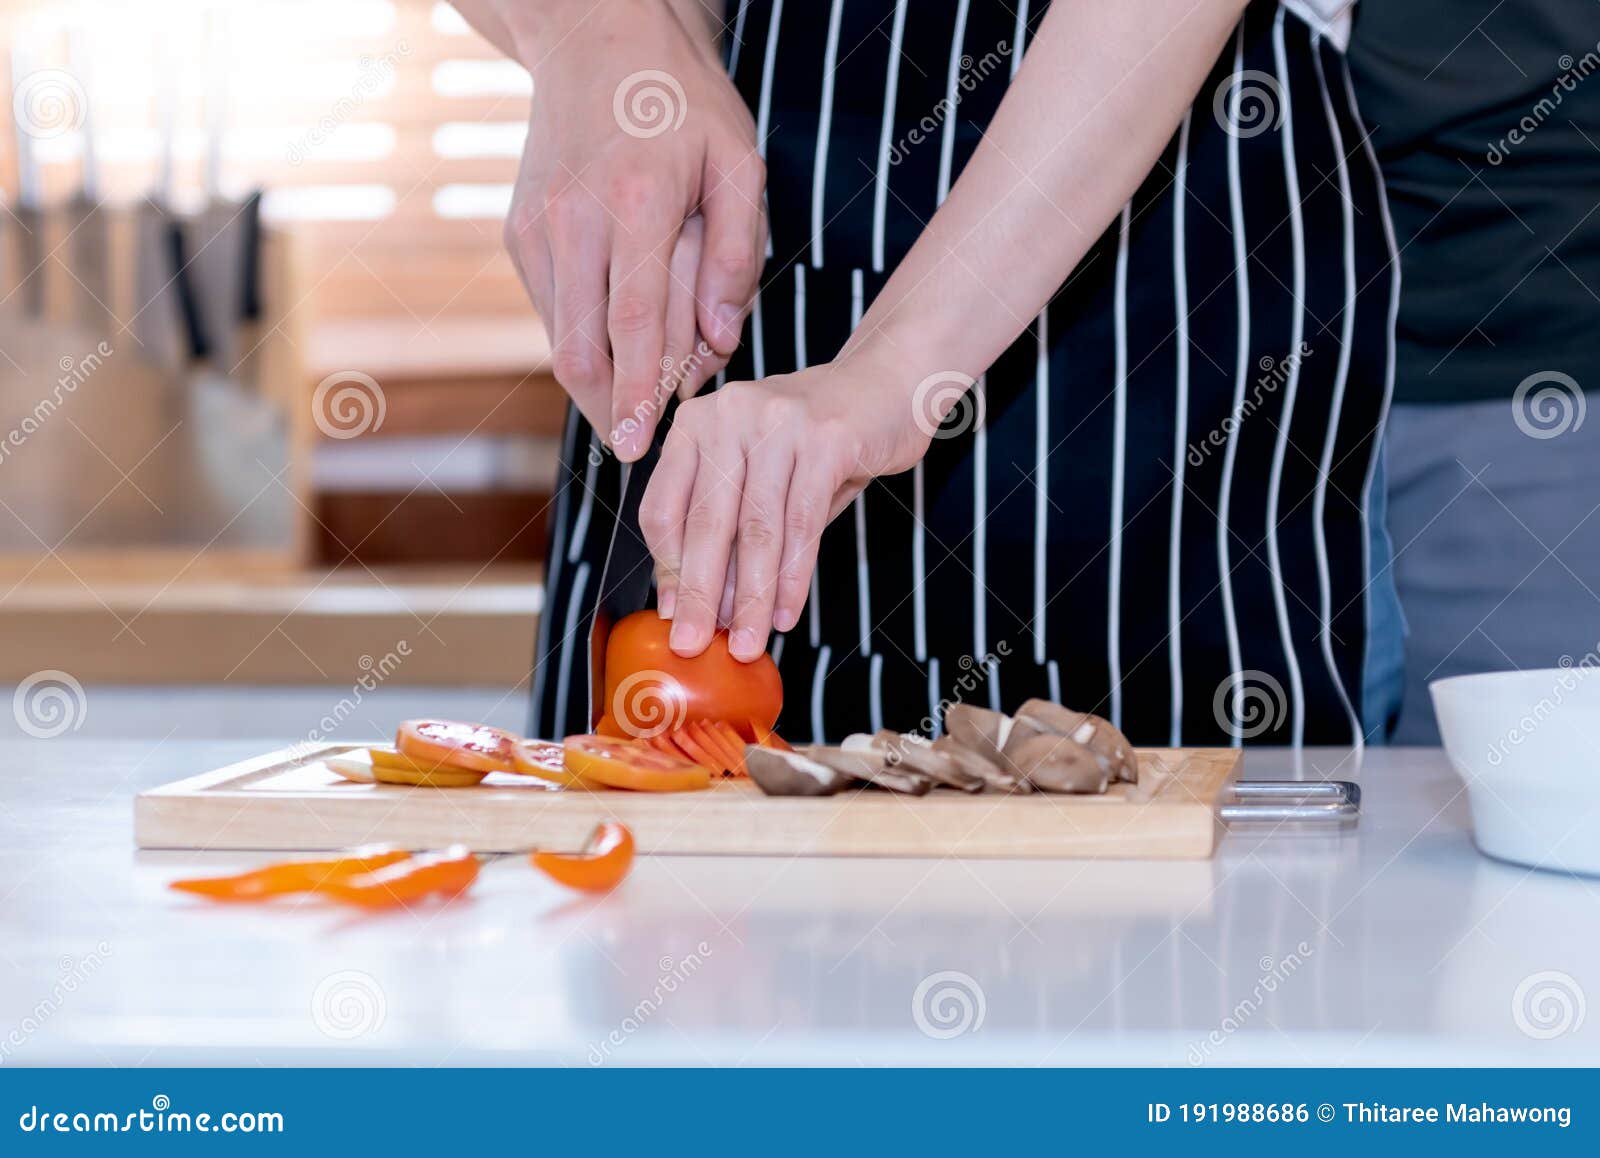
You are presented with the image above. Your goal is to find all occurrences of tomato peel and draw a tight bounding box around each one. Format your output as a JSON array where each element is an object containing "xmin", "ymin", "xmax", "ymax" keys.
[
  {"xmin": 532, "ymin": 821, "xmax": 635, "ymax": 892},
  {"xmin": 320, "ymin": 846, "xmax": 480, "ymax": 909},
  {"xmin": 170, "ymin": 846, "xmax": 411, "ymax": 902}
]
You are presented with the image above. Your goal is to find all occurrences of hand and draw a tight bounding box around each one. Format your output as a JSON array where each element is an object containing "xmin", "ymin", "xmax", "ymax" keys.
[
  {"xmin": 503, "ymin": 0, "xmax": 767, "ymax": 458},
  {"xmin": 638, "ymin": 351, "xmax": 939, "ymax": 661}
]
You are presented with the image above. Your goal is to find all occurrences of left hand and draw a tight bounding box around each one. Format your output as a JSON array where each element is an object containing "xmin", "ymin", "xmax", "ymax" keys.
[{"xmin": 638, "ymin": 353, "xmax": 934, "ymax": 661}]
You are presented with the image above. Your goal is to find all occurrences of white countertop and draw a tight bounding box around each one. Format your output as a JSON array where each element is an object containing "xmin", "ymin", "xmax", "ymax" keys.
[{"xmin": 3, "ymin": 737, "xmax": 1598, "ymax": 1066}]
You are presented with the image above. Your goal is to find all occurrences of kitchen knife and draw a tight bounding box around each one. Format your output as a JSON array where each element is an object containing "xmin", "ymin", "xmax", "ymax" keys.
[{"xmin": 586, "ymin": 405, "xmax": 675, "ymax": 728}]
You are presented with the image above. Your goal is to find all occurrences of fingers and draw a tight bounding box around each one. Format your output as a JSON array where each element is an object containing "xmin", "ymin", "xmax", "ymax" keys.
[
  {"xmin": 728, "ymin": 440, "xmax": 794, "ymax": 659},
  {"xmin": 774, "ymin": 456, "xmax": 832, "ymax": 635},
  {"xmin": 662, "ymin": 215, "xmax": 703, "ymax": 396},
  {"xmin": 543, "ymin": 192, "xmax": 613, "ymax": 433},
  {"xmin": 695, "ymin": 146, "xmax": 766, "ymax": 356},
  {"xmin": 639, "ymin": 424, "xmax": 698, "ymax": 621},
  {"xmin": 607, "ymin": 179, "xmax": 677, "ymax": 462},
  {"xmin": 668, "ymin": 433, "xmax": 745, "ymax": 656}
]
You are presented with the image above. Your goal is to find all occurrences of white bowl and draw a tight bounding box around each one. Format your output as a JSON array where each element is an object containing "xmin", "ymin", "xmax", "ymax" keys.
[{"xmin": 1431, "ymin": 667, "xmax": 1600, "ymax": 875}]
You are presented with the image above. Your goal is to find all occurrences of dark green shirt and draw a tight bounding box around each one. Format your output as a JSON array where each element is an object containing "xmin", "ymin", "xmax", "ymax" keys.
[{"xmin": 1348, "ymin": 1, "xmax": 1600, "ymax": 403}]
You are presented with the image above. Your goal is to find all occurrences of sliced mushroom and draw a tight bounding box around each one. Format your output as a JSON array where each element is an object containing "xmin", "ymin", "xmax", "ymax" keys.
[
  {"xmin": 1014, "ymin": 698, "xmax": 1139, "ymax": 784},
  {"xmin": 870, "ymin": 730, "xmax": 985, "ymax": 793},
  {"xmin": 1006, "ymin": 733, "xmax": 1111, "ymax": 794},
  {"xmin": 801, "ymin": 745, "xmax": 934, "ymax": 796},
  {"xmin": 931, "ymin": 735, "xmax": 1031, "ymax": 794},
  {"xmin": 943, "ymin": 704, "xmax": 1012, "ymax": 769},
  {"xmin": 745, "ymin": 746, "xmax": 851, "ymax": 796}
]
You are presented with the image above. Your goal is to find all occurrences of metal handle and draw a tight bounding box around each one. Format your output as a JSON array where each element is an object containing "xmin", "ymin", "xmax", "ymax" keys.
[{"xmin": 1218, "ymin": 780, "xmax": 1360, "ymax": 828}]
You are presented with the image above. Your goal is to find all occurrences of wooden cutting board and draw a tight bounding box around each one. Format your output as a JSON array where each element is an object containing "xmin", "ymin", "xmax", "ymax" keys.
[{"xmin": 134, "ymin": 743, "xmax": 1243, "ymax": 859}]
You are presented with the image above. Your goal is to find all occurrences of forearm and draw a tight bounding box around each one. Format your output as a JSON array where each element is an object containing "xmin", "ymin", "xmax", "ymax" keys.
[
  {"xmin": 450, "ymin": 0, "xmax": 724, "ymax": 62},
  {"xmin": 844, "ymin": 0, "xmax": 1247, "ymax": 391}
]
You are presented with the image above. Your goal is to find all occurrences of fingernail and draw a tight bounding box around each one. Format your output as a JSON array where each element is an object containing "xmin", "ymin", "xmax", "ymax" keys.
[
  {"xmin": 773, "ymin": 606, "xmax": 796, "ymax": 633},
  {"xmin": 731, "ymin": 628, "xmax": 759, "ymax": 659},
  {"xmin": 716, "ymin": 303, "xmax": 740, "ymax": 343},
  {"xmin": 670, "ymin": 619, "xmax": 701, "ymax": 654},
  {"xmin": 657, "ymin": 587, "xmax": 676, "ymax": 618}
]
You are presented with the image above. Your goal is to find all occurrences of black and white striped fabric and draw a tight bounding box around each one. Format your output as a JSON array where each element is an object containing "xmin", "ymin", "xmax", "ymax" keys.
[{"xmin": 532, "ymin": 0, "xmax": 1399, "ymax": 748}]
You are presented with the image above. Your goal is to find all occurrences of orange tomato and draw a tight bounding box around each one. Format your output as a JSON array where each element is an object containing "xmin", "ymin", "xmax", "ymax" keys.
[
  {"xmin": 532, "ymin": 822, "xmax": 635, "ymax": 892},
  {"xmin": 600, "ymin": 611, "xmax": 782, "ymax": 738},
  {"xmin": 563, "ymin": 735, "xmax": 711, "ymax": 792},
  {"xmin": 396, "ymin": 719, "xmax": 517, "ymax": 774},
  {"xmin": 510, "ymin": 739, "xmax": 580, "ymax": 784}
]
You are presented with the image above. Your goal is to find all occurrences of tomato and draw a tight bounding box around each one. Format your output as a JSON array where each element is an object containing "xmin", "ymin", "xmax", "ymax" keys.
[
  {"xmin": 600, "ymin": 611, "xmax": 782, "ymax": 737},
  {"xmin": 563, "ymin": 735, "xmax": 711, "ymax": 792},
  {"xmin": 396, "ymin": 719, "xmax": 517, "ymax": 773},
  {"xmin": 532, "ymin": 822, "xmax": 635, "ymax": 892},
  {"xmin": 510, "ymin": 739, "xmax": 580, "ymax": 784}
]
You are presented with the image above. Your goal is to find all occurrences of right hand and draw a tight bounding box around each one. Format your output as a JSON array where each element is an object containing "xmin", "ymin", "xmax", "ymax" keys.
[{"xmin": 504, "ymin": 0, "xmax": 767, "ymax": 460}]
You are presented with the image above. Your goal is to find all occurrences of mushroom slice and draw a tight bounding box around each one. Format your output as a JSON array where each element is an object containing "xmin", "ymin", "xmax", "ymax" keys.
[
  {"xmin": 745, "ymin": 746, "xmax": 850, "ymax": 796},
  {"xmin": 931, "ymin": 735, "xmax": 1031, "ymax": 794},
  {"xmin": 1007, "ymin": 733, "xmax": 1111, "ymax": 794},
  {"xmin": 943, "ymin": 704, "xmax": 1014, "ymax": 769},
  {"xmin": 871, "ymin": 730, "xmax": 984, "ymax": 793},
  {"xmin": 801, "ymin": 745, "xmax": 934, "ymax": 796},
  {"xmin": 1013, "ymin": 698, "xmax": 1139, "ymax": 784}
]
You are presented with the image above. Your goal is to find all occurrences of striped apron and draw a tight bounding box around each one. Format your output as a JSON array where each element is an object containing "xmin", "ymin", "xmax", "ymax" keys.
[{"xmin": 532, "ymin": 0, "xmax": 1400, "ymax": 748}]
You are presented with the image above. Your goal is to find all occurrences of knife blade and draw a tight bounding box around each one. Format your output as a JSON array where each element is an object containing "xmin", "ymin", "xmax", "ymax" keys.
[{"xmin": 586, "ymin": 405, "xmax": 674, "ymax": 728}]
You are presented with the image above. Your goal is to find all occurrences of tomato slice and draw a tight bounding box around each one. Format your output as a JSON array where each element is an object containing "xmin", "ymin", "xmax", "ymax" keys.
[
  {"xmin": 708, "ymin": 720, "xmax": 750, "ymax": 776},
  {"xmin": 563, "ymin": 735, "xmax": 711, "ymax": 792},
  {"xmin": 396, "ymin": 719, "xmax": 517, "ymax": 773},
  {"xmin": 532, "ymin": 822, "xmax": 635, "ymax": 892},
  {"xmin": 667, "ymin": 724, "xmax": 725, "ymax": 775},
  {"xmin": 510, "ymin": 739, "xmax": 580, "ymax": 784}
]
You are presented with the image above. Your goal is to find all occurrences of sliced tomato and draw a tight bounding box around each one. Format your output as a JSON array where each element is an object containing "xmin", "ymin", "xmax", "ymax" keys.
[
  {"xmin": 708, "ymin": 720, "xmax": 751, "ymax": 776},
  {"xmin": 563, "ymin": 735, "xmax": 711, "ymax": 792},
  {"xmin": 600, "ymin": 611, "xmax": 781, "ymax": 733},
  {"xmin": 510, "ymin": 739, "xmax": 579, "ymax": 784},
  {"xmin": 532, "ymin": 822, "xmax": 635, "ymax": 892},
  {"xmin": 396, "ymin": 719, "xmax": 517, "ymax": 774},
  {"xmin": 667, "ymin": 724, "xmax": 725, "ymax": 775}
]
